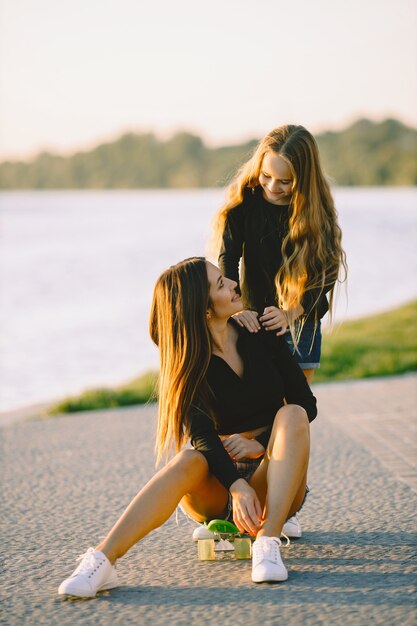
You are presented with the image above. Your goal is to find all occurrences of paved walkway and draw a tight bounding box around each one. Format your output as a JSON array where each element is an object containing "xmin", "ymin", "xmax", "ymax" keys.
[
  {"xmin": 1, "ymin": 375, "xmax": 416, "ymax": 626},
  {"xmin": 313, "ymin": 374, "xmax": 417, "ymax": 492}
]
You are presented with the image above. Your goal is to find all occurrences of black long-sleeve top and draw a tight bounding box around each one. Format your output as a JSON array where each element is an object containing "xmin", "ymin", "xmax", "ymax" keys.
[
  {"xmin": 218, "ymin": 186, "xmax": 332, "ymax": 319},
  {"xmin": 188, "ymin": 321, "xmax": 317, "ymax": 490}
]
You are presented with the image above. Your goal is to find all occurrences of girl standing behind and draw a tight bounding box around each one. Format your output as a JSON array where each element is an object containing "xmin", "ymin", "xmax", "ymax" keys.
[{"xmin": 213, "ymin": 124, "xmax": 347, "ymax": 383}]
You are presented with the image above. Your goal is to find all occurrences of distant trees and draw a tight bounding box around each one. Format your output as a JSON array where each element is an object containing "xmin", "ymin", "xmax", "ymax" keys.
[
  {"xmin": 317, "ymin": 118, "xmax": 417, "ymax": 186},
  {"xmin": 0, "ymin": 118, "xmax": 415, "ymax": 189}
]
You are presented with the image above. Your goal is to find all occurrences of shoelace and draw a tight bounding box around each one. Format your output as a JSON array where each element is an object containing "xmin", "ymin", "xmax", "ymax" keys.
[
  {"xmin": 75, "ymin": 548, "xmax": 103, "ymax": 574},
  {"xmin": 253, "ymin": 537, "xmax": 282, "ymax": 563}
]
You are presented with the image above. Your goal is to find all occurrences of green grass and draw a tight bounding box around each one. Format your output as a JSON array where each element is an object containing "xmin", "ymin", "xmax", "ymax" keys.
[
  {"xmin": 47, "ymin": 370, "xmax": 158, "ymax": 415},
  {"xmin": 47, "ymin": 300, "xmax": 417, "ymax": 414},
  {"xmin": 315, "ymin": 299, "xmax": 417, "ymax": 382}
]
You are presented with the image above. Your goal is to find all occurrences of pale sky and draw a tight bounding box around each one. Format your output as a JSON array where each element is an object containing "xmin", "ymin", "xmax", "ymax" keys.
[{"xmin": 1, "ymin": 0, "xmax": 416, "ymax": 159}]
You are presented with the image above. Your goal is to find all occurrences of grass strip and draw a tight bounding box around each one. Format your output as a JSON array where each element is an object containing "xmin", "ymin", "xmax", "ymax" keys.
[{"xmin": 47, "ymin": 300, "xmax": 417, "ymax": 414}]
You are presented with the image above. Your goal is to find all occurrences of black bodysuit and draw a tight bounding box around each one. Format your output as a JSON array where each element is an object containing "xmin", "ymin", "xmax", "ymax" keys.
[{"xmin": 188, "ymin": 321, "xmax": 317, "ymax": 490}]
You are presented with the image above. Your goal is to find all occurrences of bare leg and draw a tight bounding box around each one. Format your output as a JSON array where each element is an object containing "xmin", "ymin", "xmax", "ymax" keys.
[
  {"xmin": 96, "ymin": 449, "xmax": 228, "ymax": 563},
  {"xmin": 303, "ymin": 368, "xmax": 315, "ymax": 384},
  {"xmin": 249, "ymin": 404, "xmax": 310, "ymax": 538}
]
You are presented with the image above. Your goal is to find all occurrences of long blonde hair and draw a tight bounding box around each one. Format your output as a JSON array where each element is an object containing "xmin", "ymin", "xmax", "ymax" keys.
[
  {"xmin": 149, "ymin": 257, "xmax": 214, "ymax": 464},
  {"xmin": 213, "ymin": 125, "xmax": 347, "ymax": 322}
]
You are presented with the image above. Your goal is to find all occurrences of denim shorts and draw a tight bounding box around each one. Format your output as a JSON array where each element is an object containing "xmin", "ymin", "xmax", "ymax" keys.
[
  {"xmin": 179, "ymin": 457, "xmax": 309, "ymax": 524},
  {"xmin": 285, "ymin": 320, "xmax": 322, "ymax": 369}
]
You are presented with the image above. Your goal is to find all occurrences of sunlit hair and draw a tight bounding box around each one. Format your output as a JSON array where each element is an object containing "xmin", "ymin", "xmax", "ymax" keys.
[
  {"xmin": 212, "ymin": 125, "xmax": 347, "ymax": 334},
  {"xmin": 149, "ymin": 257, "xmax": 214, "ymax": 464}
]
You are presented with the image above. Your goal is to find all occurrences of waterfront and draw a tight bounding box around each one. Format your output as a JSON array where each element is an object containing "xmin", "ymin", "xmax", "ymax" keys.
[{"xmin": 1, "ymin": 187, "xmax": 416, "ymax": 411}]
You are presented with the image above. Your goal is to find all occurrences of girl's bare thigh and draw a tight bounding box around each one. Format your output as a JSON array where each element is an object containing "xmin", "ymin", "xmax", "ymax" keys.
[{"xmin": 179, "ymin": 469, "xmax": 229, "ymax": 523}]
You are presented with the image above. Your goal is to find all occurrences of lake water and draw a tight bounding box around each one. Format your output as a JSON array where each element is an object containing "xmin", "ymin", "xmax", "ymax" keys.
[{"xmin": 1, "ymin": 188, "xmax": 416, "ymax": 412}]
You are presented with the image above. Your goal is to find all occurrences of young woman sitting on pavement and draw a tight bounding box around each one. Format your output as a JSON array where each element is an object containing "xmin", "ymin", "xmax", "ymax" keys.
[{"xmin": 58, "ymin": 257, "xmax": 316, "ymax": 597}]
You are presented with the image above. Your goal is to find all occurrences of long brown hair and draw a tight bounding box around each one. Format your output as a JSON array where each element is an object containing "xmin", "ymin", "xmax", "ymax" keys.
[
  {"xmin": 213, "ymin": 125, "xmax": 347, "ymax": 323},
  {"xmin": 149, "ymin": 257, "xmax": 214, "ymax": 463}
]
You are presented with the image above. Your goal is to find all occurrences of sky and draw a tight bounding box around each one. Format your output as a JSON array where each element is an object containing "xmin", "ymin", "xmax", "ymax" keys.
[{"xmin": 1, "ymin": 0, "xmax": 416, "ymax": 159}]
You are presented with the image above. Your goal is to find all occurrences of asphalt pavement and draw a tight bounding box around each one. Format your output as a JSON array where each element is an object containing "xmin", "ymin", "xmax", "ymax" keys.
[{"xmin": 1, "ymin": 374, "xmax": 416, "ymax": 626}]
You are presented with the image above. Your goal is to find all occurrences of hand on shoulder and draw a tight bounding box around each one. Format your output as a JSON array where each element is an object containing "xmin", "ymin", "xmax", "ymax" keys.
[
  {"xmin": 259, "ymin": 304, "xmax": 304, "ymax": 336},
  {"xmin": 232, "ymin": 310, "xmax": 261, "ymax": 333},
  {"xmin": 259, "ymin": 306, "xmax": 288, "ymax": 335}
]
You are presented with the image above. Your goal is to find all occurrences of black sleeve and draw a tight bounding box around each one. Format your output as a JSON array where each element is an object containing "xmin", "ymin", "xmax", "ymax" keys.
[
  {"xmin": 187, "ymin": 407, "xmax": 240, "ymax": 490},
  {"xmin": 301, "ymin": 286, "xmax": 332, "ymax": 318},
  {"xmin": 259, "ymin": 331, "xmax": 318, "ymax": 422},
  {"xmin": 218, "ymin": 206, "xmax": 245, "ymax": 285},
  {"xmin": 301, "ymin": 262, "xmax": 336, "ymax": 318}
]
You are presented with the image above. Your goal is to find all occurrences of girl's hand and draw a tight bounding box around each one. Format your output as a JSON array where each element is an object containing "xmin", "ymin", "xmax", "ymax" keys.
[
  {"xmin": 259, "ymin": 306, "xmax": 289, "ymax": 336},
  {"xmin": 232, "ymin": 310, "xmax": 261, "ymax": 333},
  {"xmin": 229, "ymin": 479, "xmax": 263, "ymax": 535},
  {"xmin": 222, "ymin": 434, "xmax": 265, "ymax": 460}
]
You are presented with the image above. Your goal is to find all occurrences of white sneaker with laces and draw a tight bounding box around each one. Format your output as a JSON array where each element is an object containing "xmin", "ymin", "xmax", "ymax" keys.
[
  {"xmin": 58, "ymin": 548, "xmax": 119, "ymax": 598},
  {"xmin": 192, "ymin": 525, "xmax": 216, "ymax": 541},
  {"xmin": 251, "ymin": 536, "xmax": 288, "ymax": 583},
  {"xmin": 282, "ymin": 515, "xmax": 302, "ymax": 538}
]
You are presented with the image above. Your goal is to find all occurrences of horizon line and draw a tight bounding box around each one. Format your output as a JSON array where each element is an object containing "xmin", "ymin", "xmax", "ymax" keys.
[{"xmin": 1, "ymin": 114, "xmax": 416, "ymax": 164}]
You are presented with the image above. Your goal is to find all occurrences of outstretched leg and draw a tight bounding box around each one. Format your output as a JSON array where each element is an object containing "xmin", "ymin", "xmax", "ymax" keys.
[
  {"xmin": 59, "ymin": 449, "xmax": 226, "ymax": 597},
  {"xmin": 96, "ymin": 449, "xmax": 228, "ymax": 563}
]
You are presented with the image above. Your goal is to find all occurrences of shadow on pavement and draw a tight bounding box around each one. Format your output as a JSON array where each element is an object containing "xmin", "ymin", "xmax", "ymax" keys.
[{"xmin": 88, "ymin": 579, "xmax": 415, "ymax": 608}]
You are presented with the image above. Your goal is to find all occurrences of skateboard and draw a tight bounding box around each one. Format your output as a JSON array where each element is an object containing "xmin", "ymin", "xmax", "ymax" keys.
[{"xmin": 197, "ymin": 519, "xmax": 252, "ymax": 560}]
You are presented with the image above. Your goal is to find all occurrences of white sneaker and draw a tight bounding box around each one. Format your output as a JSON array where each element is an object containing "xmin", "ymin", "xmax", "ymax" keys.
[
  {"xmin": 282, "ymin": 515, "xmax": 302, "ymax": 538},
  {"xmin": 192, "ymin": 524, "xmax": 216, "ymax": 541},
  {"xmin": 58, "ymin": 548, "xmax": 119, "ymax": 598},
  {"xmin": 252, "ymin": 536, "xmax": 288, "ymax": 583}
]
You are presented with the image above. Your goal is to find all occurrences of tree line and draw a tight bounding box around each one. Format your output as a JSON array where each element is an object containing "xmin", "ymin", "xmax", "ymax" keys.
[{"xmin": 0, "ymin": 118, "xmax": 415, "ymax": 189}]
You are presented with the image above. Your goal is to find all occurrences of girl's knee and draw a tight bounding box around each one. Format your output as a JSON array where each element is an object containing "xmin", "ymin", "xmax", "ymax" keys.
[
  {"xmin": 273, "ymin": 404, "xmax": 309, "ymax": 433},
  {"xmin": 172, "ymin": 449, "xmax": 209, "ymax": 478}
]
